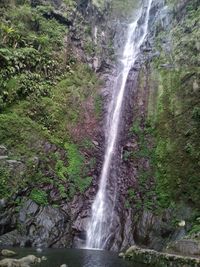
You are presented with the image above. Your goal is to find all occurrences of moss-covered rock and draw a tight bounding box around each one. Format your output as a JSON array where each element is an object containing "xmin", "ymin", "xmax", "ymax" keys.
[{"xmin": 122, "ymin": 245, "xmax": 200, "ymax": 267}]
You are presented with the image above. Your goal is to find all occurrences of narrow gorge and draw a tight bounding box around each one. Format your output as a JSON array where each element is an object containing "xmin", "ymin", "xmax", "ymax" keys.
[{"xmin": 0, "ymin": 0, "xmax": 199, "ymax": 266}]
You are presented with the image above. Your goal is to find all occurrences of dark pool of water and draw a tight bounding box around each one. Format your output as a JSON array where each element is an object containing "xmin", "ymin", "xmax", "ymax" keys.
[{"xmin": 10, "ymin": 248, "xmax": 150, "ymax": 267}]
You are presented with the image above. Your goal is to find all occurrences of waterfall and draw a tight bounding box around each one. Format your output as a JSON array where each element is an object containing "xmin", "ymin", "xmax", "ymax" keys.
[{"xmin": 86, "ymin": 0, "xmax": 153, "ymax": 250}]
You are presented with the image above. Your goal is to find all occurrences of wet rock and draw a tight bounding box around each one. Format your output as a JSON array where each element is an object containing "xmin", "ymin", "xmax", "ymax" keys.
[
  {"xmin": 60, "ymin": 264, "xmax": 68, "ymax": 267},
  {"xmin": 19, "ymin": 200, "xmax": 39, "ymax": 223},
  {"xmin": 118, "ymin": 252, "xmax": 125, "ymax": 258},
  {"xmin": 160, "ymin": 63, "xmax": 175, "ymax": 69},
  {"xmin": 36, "ymin": 248, "xmax": 42, "ymax": 253},
  {"xmin": 0, "ymin": 200, "xmax": 71, "ymax": 248},
  {"xmin": 1, "ymin": 249, "xmax": 17, "ymax": 257},
  {"xmin": 0, "ymin": 230, "xmax": 24, "ymax": 247},
  {"xmin": 125, "ymin": 245, "xmax": 138, "ymax": 257},
  {"xmin": 133, "ymin": 210, "xmax": 175, "ymax": 251},
  {"xmin": 0, "ymin": 255, "xmax": 41, "ymax": 267},
  {"xmin": 166, "ymin": 239, "xmax": 200, "ymax": 256},
  {"xmin": 0, "ymin": 199, "xmax": 6, "ymax": 209},
  {"xmin": 92, "ymin": 140, "xmax": 99, "ymax": 147},
  {"xmin": 123, "ymin": 246, "xmax": 200, "ymax": 267},
  {"xmin": 0, "ymin": 146, "xmax": 7, "ymax": 156},
  {"xmin": 25, "ymin": 203, "xmax": 70, "ymax": 247},
  {"xmin": 142, "ymin": 47, "xmax": 152, "ymax": 52}
]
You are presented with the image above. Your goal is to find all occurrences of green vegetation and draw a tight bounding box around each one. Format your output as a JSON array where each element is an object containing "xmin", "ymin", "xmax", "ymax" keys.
[
  {"xmin": 127, "ymin": 11, "xmax": 200, "ymax": 210},
  {"xmin": 94, "ymin": 94, "xmax": 103, "ymax": 118},
  {"xmin": 0, "ymin": 113, "xmax": 48, "ymax": 154},
  {"xmin": 147, "ymin": 1, "xmax": 200, "ymax": 209},
  {"xmin": 0, "ymin": 4, "xmax": 67, "ymax": 110},
  {"xmin": 29, "ymin": 188, "xmax": 48, "ymax": 205},
  {"xmin": 154, "ymin": 69, "xmax": 200, "ymax": 208},
  {"xmin": 0, "ymin": 0, "xmax": 98, "ymax": 203},
  {"xmin": 65, "ymin": 143, "xmax": 92, "ymax": 194},
  {"xmin": 126, "ymin": 119, "xmax": 156, "ymax": 211}
]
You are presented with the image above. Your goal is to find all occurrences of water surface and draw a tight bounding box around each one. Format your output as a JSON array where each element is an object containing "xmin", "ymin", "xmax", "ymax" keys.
[{"xmin": 11, "ymin": 248, "xmax": 150, "ymax": 267}]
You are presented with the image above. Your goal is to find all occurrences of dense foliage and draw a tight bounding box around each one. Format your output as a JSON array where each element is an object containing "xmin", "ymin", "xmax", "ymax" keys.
[{"xmin": 0, "ymin": 0, "xmax": 100, "ymax": 202}]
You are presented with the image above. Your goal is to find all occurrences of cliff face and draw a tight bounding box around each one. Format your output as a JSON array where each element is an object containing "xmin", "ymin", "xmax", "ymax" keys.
[
  {"xmin": 0, "ymin": 0, "xmax": 199, "ymax": 253},
  {"xmin": 120, "ymin": 0, "xmax": 200, "ymax": 253},
  {"xmin": 0, "ymin": 0, "xmax": 113, "ymax": 248}
]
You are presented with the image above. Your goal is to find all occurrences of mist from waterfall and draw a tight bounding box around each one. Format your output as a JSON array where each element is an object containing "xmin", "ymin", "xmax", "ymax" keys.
[{"xmin": 86, "ymin": 0, "xmax": 153, "ymax": 250}]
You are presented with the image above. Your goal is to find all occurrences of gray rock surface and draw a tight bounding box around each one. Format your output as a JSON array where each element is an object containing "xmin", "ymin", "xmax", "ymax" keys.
[
  {"xmin": 1, "ymin": 249, "xmax": 17, "ymax": 257},
  {"xmin": 123, "ymin": 245, "xmax": 200, "ymax": 267},
  {"xmin": 0, "ymin": 146, "xmax": 7, "ymax": 156},
  {"xmin": 166, "ymin": 239, "xmax": 200, "ymax": 257},
  {"xmin": 0, "ymin": 200, "xmax": 71, "ymax": 248}
]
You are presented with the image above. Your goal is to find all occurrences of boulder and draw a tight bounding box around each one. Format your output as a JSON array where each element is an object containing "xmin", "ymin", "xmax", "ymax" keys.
[
  {"xmin": 0, "ymin": 255, "xmax": 40, "ymax": 267},
  {"xmin": 0, "ymin": 258, "xmax": 20, "ymax": 267},
  {"xmin": 0, "ymin": 230, "xmax": 23, "ymax": 247},
  {"xmin": 125, "ymin": 245, "xmax": 138, "ymax": 257},
  {"xmin": 118, "ymin": 252, "xmax": 125, "ymax": 258},
  {"xmin": 1, "ymin": 249, "xmax": 17, "ymax": 257}
]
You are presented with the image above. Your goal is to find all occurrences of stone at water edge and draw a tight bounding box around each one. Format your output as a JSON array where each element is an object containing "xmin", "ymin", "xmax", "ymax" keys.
[
  {"xmin": 0, "ymin": 255, "xmax": 41, "ymax": 267},
  {"xmin": 41, "ymin": 256, "xmax": 47, "ymax": 261},
  {"xmin": 124, "ymin": 245, "xmax": 139, "ymax": 257},
  {"xmin": 1, "ymin": 249, "xmax": 17, "ymax": 257},
  {"xmin": 122, "ymin": 245, "xmax": 200, "ymax": 267},
  {"xmin": 60, "ymin": 264, "xmax": 68, "ymax": 267},
  {"xmin": 118, "ymin": 252, "xmax": 125, "ymax": 258},
  {"xmin": 36, "ymin": 248, "xmax": 42, "ymax": 253}
]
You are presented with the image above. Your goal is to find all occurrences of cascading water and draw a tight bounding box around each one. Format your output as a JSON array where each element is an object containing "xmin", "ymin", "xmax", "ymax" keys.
[{"xmin": 86, "ymin": 0, "xmax": 153, "ymax": 250}]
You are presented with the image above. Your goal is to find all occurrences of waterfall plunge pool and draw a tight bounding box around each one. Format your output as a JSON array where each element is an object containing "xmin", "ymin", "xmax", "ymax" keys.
[{"xmin": 5, "ymin": 248, "xmax": 151, "ymax": 267}]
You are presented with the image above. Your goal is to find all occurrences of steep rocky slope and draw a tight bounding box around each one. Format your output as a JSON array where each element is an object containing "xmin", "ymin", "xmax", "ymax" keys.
[{"xmin": 0, "ymin": 0, "xmax": 113, "ymax": 247}]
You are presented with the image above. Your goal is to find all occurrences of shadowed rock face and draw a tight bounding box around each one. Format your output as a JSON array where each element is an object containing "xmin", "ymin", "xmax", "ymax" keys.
[{"xmin": 0, "ymin": 200, "xmax": 71, "ymax": 248}]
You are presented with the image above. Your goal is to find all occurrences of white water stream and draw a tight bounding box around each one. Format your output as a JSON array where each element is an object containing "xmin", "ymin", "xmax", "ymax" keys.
[{"xmin": 86, "ymin": 0, "xmax": 153, "ymax": 249}]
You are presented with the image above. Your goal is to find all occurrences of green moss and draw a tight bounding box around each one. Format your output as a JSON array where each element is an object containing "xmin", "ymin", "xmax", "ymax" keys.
[
  {"xmin": 94, "ymin": 94, "xmax": 103, "ymax": 118},
  {"xmin": 55, "ymin": 159, "xmax": 68, "ymax": 181},
  {"xmin": 0, "ymin": 0, "xmax": 98, "ymax": 203},
  {"xmin": 130, "ymin": 119, "xmax": 142, "ymax": 136},
  {"xmin": 0, "ymin": 113, "xmax": 48, "ymax": 155},
  {"xmin": 147, "ymin": 2, "xmax": 200, "ymax": 209},
  {"xmin": 54, "ymin": 143, "xmax": 93, "ymax": 199},
  {"xmin": 29, "ymin": 188, "xmax": 48, "ymax": 205}
]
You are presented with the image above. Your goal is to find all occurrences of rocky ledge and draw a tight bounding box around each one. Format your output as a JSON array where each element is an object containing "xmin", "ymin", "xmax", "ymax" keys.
[{"xmin": 119, "ymin": 246, "xmax": 200, "ymax": 267}]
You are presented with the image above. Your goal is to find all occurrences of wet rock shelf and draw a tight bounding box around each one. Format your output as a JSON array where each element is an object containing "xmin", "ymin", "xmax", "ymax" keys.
[{"xmin": 120, "ymin": 246, "xmax": 200, "ymax": 267}]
